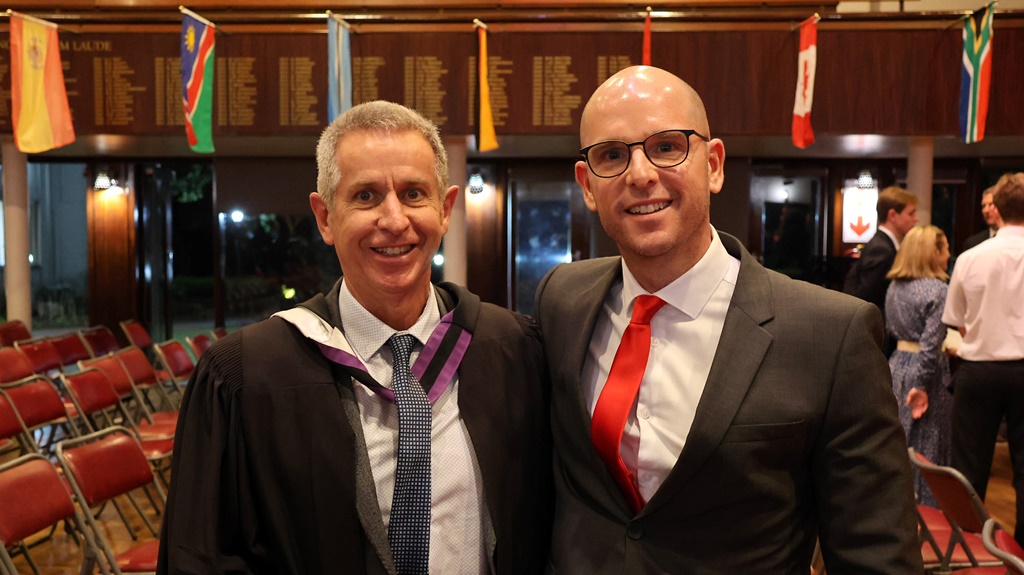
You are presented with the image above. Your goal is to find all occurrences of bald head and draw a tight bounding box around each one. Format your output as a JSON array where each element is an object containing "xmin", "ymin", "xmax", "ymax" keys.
[{"xmin": 580, "ymin": 66, "xmax": 710, "ymax": 146}]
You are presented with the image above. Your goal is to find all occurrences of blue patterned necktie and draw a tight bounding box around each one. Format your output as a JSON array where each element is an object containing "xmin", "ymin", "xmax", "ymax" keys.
[{"xmin": 387, "ymin": 333, "xmax": 431, "ymax": 575}]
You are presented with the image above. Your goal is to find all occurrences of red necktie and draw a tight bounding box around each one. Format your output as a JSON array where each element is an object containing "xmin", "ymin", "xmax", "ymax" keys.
[{"xmin": 591, "ymin": 294, "xmax": 667, "ymax": 514}]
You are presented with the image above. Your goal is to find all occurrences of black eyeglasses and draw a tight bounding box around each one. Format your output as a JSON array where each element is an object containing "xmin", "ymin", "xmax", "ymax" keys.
[{"xmin": 579, "ymin": 129, "xmax": 710, "ymax": 178}]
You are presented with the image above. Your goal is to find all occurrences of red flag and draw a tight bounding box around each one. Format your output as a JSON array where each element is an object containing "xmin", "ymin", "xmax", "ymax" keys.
[
  {"xmin": 642, "ymin": 10, "xmax": 652, "ymax": 66},
  {"xmin": 791, "ymin": 15, "xmax": 819, "ymax": 149}
]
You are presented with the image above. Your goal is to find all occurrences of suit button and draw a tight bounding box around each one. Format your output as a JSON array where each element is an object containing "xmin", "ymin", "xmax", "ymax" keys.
[{"xmin": 627, "ymin": 523, "xmax": 644, "ymax": 540}]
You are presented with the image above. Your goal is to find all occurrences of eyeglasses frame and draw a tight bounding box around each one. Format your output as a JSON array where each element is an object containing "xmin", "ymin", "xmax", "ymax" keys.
[{"xmin": 579, "ymin": 129, "xmax": 711, "ymax": 178}]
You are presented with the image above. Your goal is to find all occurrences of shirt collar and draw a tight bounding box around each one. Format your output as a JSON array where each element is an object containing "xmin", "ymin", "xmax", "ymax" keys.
[
  {"xmin": 338, "ymin": 279, "xmax": 440, "ymax": 360},
  {"xmin": 878, "ymin": 224, "xmax": 900, "ymax": 249},
  {"xmin": 995, "ymin": 225, "xmax": 1024, "ymax": 239},
  {"xmin": 621, "ymin": 227, "xmax": 734, "ymax": 320}
]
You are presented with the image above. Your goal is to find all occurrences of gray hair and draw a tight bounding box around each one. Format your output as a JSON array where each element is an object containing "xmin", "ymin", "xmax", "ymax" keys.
[{"xmin": 315, "ymin": 100, "xmax": 449, "ymax": 210}]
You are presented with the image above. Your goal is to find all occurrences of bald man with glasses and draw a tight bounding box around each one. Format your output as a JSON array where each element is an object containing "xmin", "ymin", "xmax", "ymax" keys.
[{"xmin": 534, "ymin": 66, "xmax": 920, "ymax": 574}]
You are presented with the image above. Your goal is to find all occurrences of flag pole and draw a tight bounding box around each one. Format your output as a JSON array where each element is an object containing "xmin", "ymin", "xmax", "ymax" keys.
[
  {"xmin": 5, "ymin": 9, "xmax": 58, "ymax": 29},
  {"xmin": 327, "ymin": 10, "xmax": 352, "ymax": 30},
  {"xmin": 180, "ymin": 6, "xmax": 216, "ymax": 28}
]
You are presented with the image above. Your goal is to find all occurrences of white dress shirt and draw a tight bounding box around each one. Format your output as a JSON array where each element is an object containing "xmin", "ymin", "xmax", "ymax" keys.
[
  {"xmin": 582, "ymin": 229, "xmax": 740, "ymax": 502},
  {"xmin": 339, "ymin": 280, "xmax": 490, "ymax": 574},
  {"xmin": 942, "ymin": 225, "xmax": 1024, "ymax": 361}
]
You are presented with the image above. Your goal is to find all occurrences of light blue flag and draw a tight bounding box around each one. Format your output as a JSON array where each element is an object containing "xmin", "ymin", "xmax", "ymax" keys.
[{"xmin": 328, "ymin": 15, "xmax": 353, "ymax": 122}]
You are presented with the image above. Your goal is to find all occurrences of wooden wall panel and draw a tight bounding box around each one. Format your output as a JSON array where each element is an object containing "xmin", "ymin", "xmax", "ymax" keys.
[
  {"xmin": 87, "ymin": 167, "xmax": 138, "ymax": 333},
  {"xmin": 2, "ymin": 26, "xmax": 1022, "ymax": 139}
]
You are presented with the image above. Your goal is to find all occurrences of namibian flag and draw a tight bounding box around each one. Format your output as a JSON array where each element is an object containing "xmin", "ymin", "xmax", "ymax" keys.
[
  {"xmin": 327, "ymin": 13, "xmax": 353, "ymax": 122},
  {"xmin": 959, "ymin": 3, "xmax": 995, "ymax": 144},
  {"xmin": 181, "ymin": 8, "xmax": 215, "ymax": 153},
  {"xmin": 9, "ymin": 11, "xmax": 75, "ymax": 153}
]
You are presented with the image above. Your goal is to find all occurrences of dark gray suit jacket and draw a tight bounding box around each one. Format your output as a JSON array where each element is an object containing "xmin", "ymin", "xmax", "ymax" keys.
[
  {"xmin": 534, "ymin": 232, "xmax": 921, "ymax": 575},
  {"xmin": 961, "ymin": 228, "xmax": 992, "ymax": 254}
]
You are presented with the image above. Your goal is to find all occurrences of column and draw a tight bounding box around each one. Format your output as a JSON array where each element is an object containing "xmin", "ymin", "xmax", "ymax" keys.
[
  {"xmin": 1, "ymin": 137, "xmax": 33, "ymax": 329},
  {"xmin": 443, "ymin": 136, "xmax": 468, "ymax": 285},
  {"xmin": 907, "ymin": 136, "xmax": 934, "ymax": 226}
]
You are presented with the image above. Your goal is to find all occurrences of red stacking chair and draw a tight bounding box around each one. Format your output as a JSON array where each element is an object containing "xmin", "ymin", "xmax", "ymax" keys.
[
  {"xmin": 59, "ymin": 368, "xmax": 175, "ymax": 442},
  {"xmin": 185, "ymin": 332, "xmax": 215, "ymax": 359},
  {"xmin": 59, "ymin": 369, "xmax": 173, "ymax": 491},
  {"xmin": 0, "ymin": 347, "xmax": 35, "ymax": 384},
  {"xmin": 14, "ymin": 338, "xmax": 64, "ymax": 378},
  {"xmin": 48, "ymin": 332, "xmax": 93, "ymax": 372},
  {"xmin": 979, "ymin": 518, "xmax": 1024, "ymax": 574},
  {"xmin": 1, "ymin": 376, "xmax": 78, "ymax": 454},
  {"xmin": 211, "ymin": 326, "xmax": 229, "ymax": 340},
  {"xmin": 56, "ymin": 427, "xmax": 165, "ymax": 574},
  {"xmin": 79, "ymin": 325, "xmax": 122, "ymax": 358},
  {"xmin": 0, "ymin": 319, "xmax": 32, "ymax": 347},
  {"xmin": 0, "ymin": 453, "xmax": 100, "ymax": 575},
  {"xmin": 115, "ymin": 346, "xmax": 180, "ymax": 415},
  {"xmin": 119, "ymin": 319, "xmax": 153, "ymax": 352},
  {"xmin": 0, "ymin": 389, "xmax": 30, "ymax": 455},
  {"xmin": 79, "ymin": 353, "xmax": 175, "ymax": 427},
  {"xmin": 909, "ymin": 448, "xmax": 1002, "ymax": 572},
  {"xmin": 152, "ymin": 339, "xmax": 196, "ymax": 397}
]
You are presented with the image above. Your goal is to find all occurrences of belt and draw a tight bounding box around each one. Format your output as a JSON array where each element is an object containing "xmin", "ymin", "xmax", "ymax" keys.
[{"xmin": 897, "ymin": 340, "xmax": 921, "ymax": 353}]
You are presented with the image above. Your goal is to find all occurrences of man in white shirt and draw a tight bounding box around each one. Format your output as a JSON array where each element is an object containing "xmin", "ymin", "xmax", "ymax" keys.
[
  {"xmin": 943, "ymin": 172, "xmax": 1024, "ymax": 548},
  {"xmin": 534, "ymin": 65, "xmax": 921, "ymax": 574}
]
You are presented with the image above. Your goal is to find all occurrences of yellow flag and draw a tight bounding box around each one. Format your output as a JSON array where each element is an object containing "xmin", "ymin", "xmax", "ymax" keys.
[{"xmin": 476, "ymin": 25, "xmax": 498, "ymax": 152}]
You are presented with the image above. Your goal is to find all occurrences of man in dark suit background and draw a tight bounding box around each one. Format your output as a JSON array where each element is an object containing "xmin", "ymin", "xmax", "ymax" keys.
[
  {"xmin": 843, "ymin": 186, "xmax": 919, "ymax": 316},
  {"xmin": 961, "ymin": 180, "xmax": 1006, "ymax": 253},
  {"xmin": 158, "ymin": 101, "xmax": 551, "ymax": 574},
  {"xmin": 534, "ymin": 65, "xmax": 920, "ymax": 574}
]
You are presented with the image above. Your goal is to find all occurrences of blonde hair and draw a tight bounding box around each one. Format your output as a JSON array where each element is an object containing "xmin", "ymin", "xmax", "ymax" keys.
[{"xmin": 887, "ymin": 225, "xmax": 949, "ymax": 281}]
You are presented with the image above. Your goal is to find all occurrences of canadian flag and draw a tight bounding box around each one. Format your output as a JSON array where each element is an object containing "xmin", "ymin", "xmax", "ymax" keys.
[{"xmin": 792, "ymin": 15, "xmax": 820, "ymax": 149}]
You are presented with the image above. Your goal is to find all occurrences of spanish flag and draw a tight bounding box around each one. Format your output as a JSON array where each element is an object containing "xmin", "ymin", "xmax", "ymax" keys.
[
  {"xmin": 474, "ymin": 20, "xmax": 498, "ymax": 152},
  {"xmin": 9, "ymin": 11, "xmax": 75, "ymax": 154}
]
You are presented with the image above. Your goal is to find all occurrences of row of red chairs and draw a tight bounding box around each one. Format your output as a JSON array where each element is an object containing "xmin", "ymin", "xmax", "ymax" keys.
[
  {"xmin": 0, "ymin": 427, "xmax": 165, "ymax": 574},
  {"xmin": 0, "ymin": 320, "xmax": 228, "ymax": 573},
  {"xmin": 0, "ymin": 318, "xmax": 226, "ymax": 368}
]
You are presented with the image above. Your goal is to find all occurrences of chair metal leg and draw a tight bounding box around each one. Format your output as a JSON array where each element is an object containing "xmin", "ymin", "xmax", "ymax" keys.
[{"xmin": 125, "ymin": 492, "xmax": 159, "ymax": 538}]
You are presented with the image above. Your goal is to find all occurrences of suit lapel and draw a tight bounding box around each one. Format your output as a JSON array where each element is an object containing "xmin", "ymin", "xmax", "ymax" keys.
[{"xmin": 642, "ymin": 234, "xmax": 774, "ymax": 516}]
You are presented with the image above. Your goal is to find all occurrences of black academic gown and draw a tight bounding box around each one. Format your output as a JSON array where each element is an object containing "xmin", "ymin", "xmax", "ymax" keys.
[{"xmin": 157, "ymin": 279, "xmax": 552, "ymax": 575}]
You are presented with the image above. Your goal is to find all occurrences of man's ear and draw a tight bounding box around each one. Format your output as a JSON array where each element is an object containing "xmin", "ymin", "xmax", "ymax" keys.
[
  {"xmin": 707, "ymin": 138, "xmax": 726, "ymax": 195},
  {"xmin": 576, "ymin": 160, "xmax": 598, "ymax": 212},
  {"xmin": 310, "ymin": 192, "xmax": 335, "ymax": 246},
  {"xmin": 439, "ymin": 185, "xmax": 459, "ymax": 233}
]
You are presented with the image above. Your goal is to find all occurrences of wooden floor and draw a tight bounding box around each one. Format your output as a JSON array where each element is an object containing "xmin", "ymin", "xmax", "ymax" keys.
[{"xmin": 2, "ymin": 442, "xmax": 1019, "ymax": 574}]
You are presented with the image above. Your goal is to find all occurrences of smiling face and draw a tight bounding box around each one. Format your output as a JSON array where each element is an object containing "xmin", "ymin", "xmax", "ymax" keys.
[
  {"xmin": 310, "ymin": 128, "xmax": 457, "ymax": 324},
  {"xmin": 575, "ymin": 66, "xmax": 725, "ymax": 291}
]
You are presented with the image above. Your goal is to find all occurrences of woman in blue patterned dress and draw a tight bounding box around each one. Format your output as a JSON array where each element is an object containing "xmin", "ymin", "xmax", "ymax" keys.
[{"xmin": 885, "ymin": 225, "xmax": 952, "ymax": 507}]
